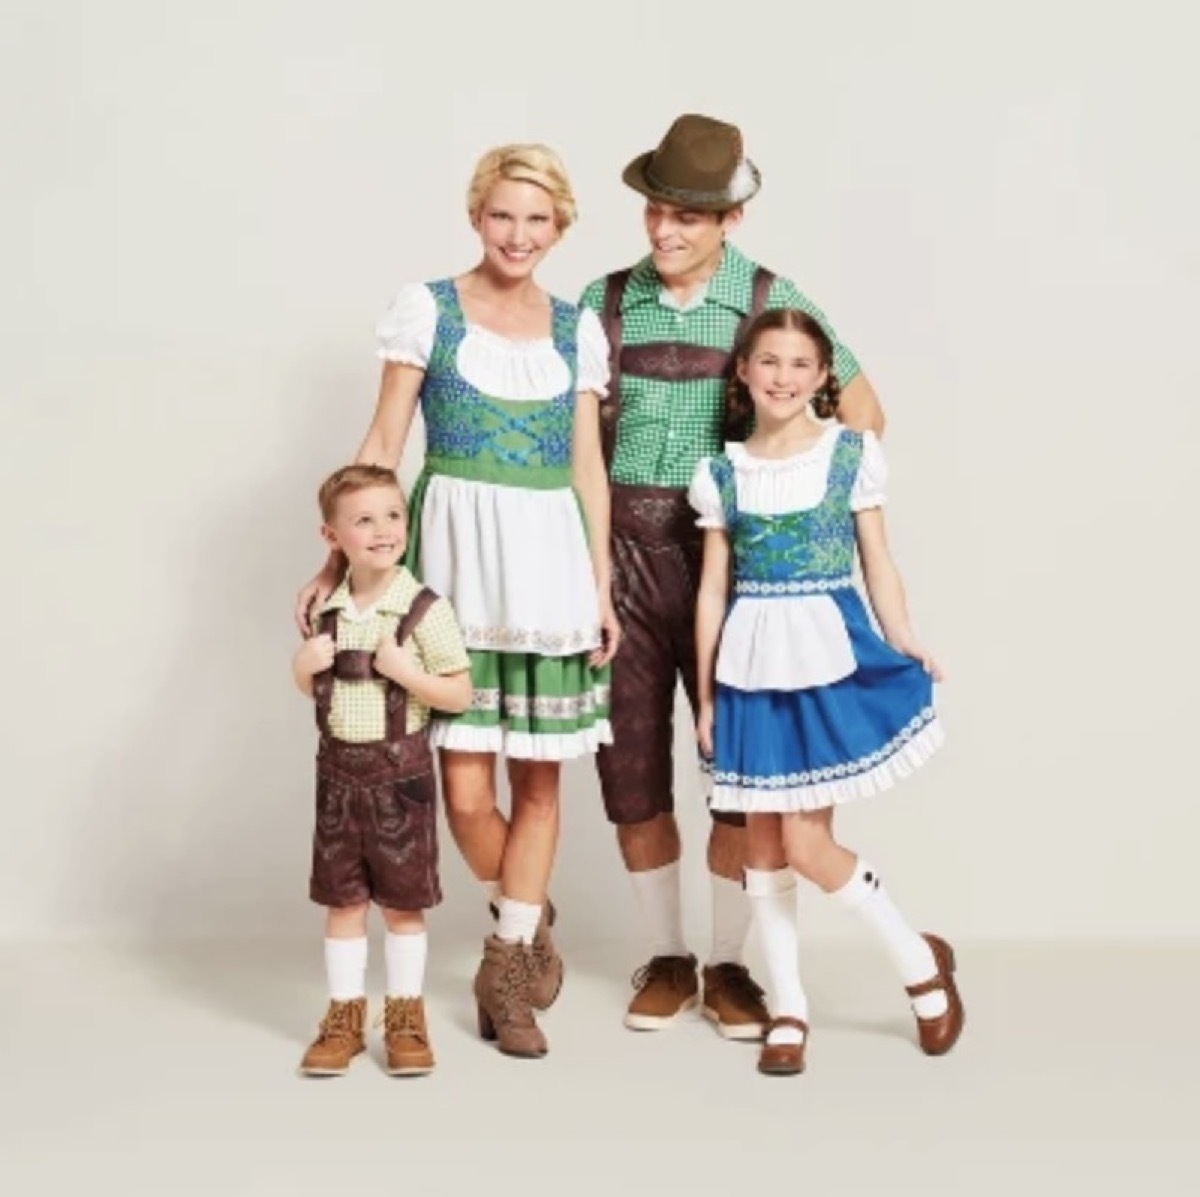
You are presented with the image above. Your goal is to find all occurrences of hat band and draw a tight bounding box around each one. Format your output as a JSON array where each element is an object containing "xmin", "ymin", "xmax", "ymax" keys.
[{"xmin": 643, "ymin": 161, "xmax": 748, "ymax": 207}]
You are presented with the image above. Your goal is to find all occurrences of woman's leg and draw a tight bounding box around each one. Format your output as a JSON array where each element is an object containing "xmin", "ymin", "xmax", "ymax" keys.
[
  {"xmin": 440, "ymin": 749, "xmax": 508, "ymax": 888},
  {"xmin": 497, "ymin": 758, "xmax": 561, "ymax": 929}
]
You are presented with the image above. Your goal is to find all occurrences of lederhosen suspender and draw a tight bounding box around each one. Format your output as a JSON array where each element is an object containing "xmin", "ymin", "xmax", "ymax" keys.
[
  {"xmin": 312, "ymin": 586, "xmax": 440, "ymax": 746},
  {"xmin": 598, "ymin": 265, "xmax": 776, "ymax": 469}
]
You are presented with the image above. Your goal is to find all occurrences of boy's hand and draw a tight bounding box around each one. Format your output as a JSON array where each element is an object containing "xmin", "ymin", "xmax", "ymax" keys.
[
  {"xmin": 294, "ymin": 633, "xmax": 335, "ymax": 678},
  {"xmin": 375, "ymin": 637, "xmax": 421, "ymax": 688}
]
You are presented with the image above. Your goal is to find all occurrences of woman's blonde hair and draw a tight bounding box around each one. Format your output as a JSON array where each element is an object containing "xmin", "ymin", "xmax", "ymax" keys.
[{"xmin": 466, "ymin": 143, "xmax": 578, "ymax": 231}]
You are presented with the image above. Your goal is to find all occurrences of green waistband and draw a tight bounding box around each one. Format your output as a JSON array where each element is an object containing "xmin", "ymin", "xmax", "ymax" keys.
[{"xmin": 423, "ymin": 454, "xmax": 573, "ymax": 490}]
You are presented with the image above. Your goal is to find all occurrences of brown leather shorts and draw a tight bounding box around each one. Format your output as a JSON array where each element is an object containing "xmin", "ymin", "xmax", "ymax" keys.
[
  {"xmin": 309, "ymin": 735, "xmax": 441, "ymax": 911},
  {"xmin": 596, "ymin": 484, "xmax": 744, "ymax": 828}
]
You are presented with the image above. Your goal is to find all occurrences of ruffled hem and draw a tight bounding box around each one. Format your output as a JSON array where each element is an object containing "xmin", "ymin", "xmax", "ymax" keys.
[
  {"xmin": 431, "ymin": 718, "xmax": 613, "ymax": 761},
  {"xmin": 707, "ymin": 717, "xmax": 944, "ymax": 812}
]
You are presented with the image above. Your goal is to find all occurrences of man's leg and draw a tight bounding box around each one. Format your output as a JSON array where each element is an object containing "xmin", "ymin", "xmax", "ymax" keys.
[{"xmin": 597, "ymin": 528, "xmax": 698, "ymax": 1028}]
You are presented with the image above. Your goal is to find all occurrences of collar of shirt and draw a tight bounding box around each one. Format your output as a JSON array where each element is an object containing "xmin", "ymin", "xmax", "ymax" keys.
[
  {"xmin": 622, "ymin": 243, "xmax": 760, "ymax": 317},
  {"xmin": 319, "ymin": 567, "xmax": 413, "ymax": 621}
]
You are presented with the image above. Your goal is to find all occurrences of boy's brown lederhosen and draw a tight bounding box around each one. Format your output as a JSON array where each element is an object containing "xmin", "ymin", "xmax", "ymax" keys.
[
  {"xmin": 308, "ymin": 587, "xmax": 442, "ymax": 910},
  {"xmin": 595, "ymin": 266, "xmax": 773, "ymax": 827}
]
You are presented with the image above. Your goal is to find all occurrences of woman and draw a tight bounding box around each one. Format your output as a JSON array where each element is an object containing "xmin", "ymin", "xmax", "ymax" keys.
[{"xmin": 295, "ymin": 144, "xmax": 619, "ymax": 1057}]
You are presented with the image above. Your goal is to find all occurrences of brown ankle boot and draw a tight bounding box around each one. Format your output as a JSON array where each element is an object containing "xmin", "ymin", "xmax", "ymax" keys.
[
  {"xmin": 473, "ymin": 935, "xmax": 548, "ymax": 1058},
  {"xmin": 488, "ymin": 898, "xmax": 563, "ymax": 1010},
  {"xmin": 529, "ymin": 900, "xmax": 563, "ymax": 1010},
  {"xmin": 380, "ymin": 996, "xmax": 435, "ymax": 1076},
  {"xmin": 298, "ymin": 998, "xmax": 366, "ymax": 1076}
]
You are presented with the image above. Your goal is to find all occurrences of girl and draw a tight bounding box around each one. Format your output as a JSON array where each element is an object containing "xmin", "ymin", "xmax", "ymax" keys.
[
  {"xmin": 689, "ymin": 309, "xmax": 962, "ymax": 1075},
  {"xmin": 295, "ymin": 144, "xmax": 620, "ymax": 1058}
]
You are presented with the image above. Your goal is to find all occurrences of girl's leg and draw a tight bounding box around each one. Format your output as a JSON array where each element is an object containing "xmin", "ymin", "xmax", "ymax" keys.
[
  {"xmin": 440, "ymin": 749, "xmax": 508, "ymax": 894},
  {"xmin": 783, "ymin": 812, "xmax": 947, "ymax": 1020},
  {"xmin": 745, "ymin": 814, "xmax": 807, "ymax": 1048}
]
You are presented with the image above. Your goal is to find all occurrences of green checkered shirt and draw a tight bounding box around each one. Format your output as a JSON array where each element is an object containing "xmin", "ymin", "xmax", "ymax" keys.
[
  {"xmin": 318, "ymin": 566, "xmax": 470, "ymax": 741},
  {"xmin": 579, "ymin": 243, "xmax": 861, "ymax": 489}
]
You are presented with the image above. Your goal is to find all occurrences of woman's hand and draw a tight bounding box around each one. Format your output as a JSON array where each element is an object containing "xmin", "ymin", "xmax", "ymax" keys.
[
  {"xmin": 295, "ymin": 562, "xmax": 340, "ymax": 638},
  {"xmin": 588, "ymin": 596, "xmax": 622, "ymax": 668}
]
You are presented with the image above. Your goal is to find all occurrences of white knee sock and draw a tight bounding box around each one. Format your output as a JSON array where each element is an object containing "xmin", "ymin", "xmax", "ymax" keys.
[
  {"xmin": 629, "ymin": 861, "xmax": 689, "ymax": 958},
  {"xmin": 832, "ymin": 857, "xmax": 947, "ymax": 1019},
  {"xmin": 708, "ymin": 873, "xmax": 753, "ymax": 967},
  {"xmin": 384, "ymin": 930, "xmax": 427, "ymax": 999},
  {"xmin": 324, "ymin": 936, "xmax": 368, "ymax": 1001},
  {"xmin": 746, "ymin": 868, "xmax": 807, "ymax": 1046},
  {"xmin": 496, "ymin": 896, "xmax": 542, "ymax": 945}
]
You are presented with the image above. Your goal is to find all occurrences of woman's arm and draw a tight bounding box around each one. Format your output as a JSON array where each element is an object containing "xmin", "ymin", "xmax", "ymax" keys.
[
  {"xmin": 356, "ymin": 361, "xmax": 425, "ymax": 469},
  {"xmin": 573, "ymin": 389, "xmax": 620, "ymax": 666},
  {"xmin": 293, "ymin": 363, "xmax": 425, "ymax": 636},
  {"xmin": 837, "ymin": 374, "xmax": 885, "ymax": 437},
  {"xmin": 695, "ymin": 528, "xmax": 732, "ymax": 755},
  {"xmin": 855, "ymin": 508, "xmax": 941, "ymax": 678}
]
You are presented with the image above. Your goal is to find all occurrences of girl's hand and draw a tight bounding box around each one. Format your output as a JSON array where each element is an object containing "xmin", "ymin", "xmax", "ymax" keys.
[
  {"xmin": 889, "ymin": 632, "xmax": 944, "ymax": 682},
  {"xmin": 589, "ymin": 597, "xmax": 622, "ymax": 668},
  {"xmin": 697, "ymin": 702, "xmax": 715, "ymax": 760}
]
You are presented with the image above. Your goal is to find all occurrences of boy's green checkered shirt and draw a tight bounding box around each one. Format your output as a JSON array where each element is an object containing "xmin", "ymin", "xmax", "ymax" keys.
[{"xmin": 579, "ymin": 244, "xmax": 861, "ymax": 489}]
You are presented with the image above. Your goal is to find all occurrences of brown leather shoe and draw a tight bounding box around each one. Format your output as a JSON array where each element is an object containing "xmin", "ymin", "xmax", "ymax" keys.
[
  {"xmin": 906, "ymin": 933, "xmax": 965, "ymax": 1056},
  {"xmin": 298, "ymin": 998, "xmax": 366, "ymax": 1076},
  {"xmin": 757, "ymin": 1017, "xmax": 808, "ymax": 1076},
  {"xmin": 473, "ymin": 935, "xmax": 548, "ymax": 1058},
  {"xmin": 380, "ymin": 996, "xmax": 435, "ymax": 1076},
  {"xmin": 701, "ymin": 963, "xmax": 769, "ymax": 1041},
  {"xmin": 488, "ymin": 899, "xmax": 563, "ymax": 1010},
  {"xmin": 624, "ymin": 954, "xmax": 699, "ymax": 1030}
]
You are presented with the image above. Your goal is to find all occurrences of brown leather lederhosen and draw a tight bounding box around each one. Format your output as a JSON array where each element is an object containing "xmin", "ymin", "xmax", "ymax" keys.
[
  {"xmin": 594, "ymin": 266, "xmax": 774, "ymax": 827},
  {"xmin": 308, "ymin": 587, "xmax": 443, "ymax": 910}
]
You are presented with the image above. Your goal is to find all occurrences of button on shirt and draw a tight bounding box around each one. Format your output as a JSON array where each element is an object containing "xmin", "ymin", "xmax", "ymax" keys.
[{"xmin": 579, "ymin": 245, "xmax": 861, "ymax": 490}]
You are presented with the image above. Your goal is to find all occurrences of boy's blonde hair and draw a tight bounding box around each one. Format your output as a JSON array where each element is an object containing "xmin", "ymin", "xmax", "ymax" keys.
[
  {"xmin": 318, "ymin": 463, "xmax": 406, "ymax": 522},
  {"xmin": 466, "ymin": 143, "xmax": 578, "ymax": 231}
]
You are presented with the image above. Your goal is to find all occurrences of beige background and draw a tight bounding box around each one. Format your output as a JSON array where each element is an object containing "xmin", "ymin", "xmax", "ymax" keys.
[{"xmin": 2, "ymin": 0, "xmax": 1195, "ymax": 946}]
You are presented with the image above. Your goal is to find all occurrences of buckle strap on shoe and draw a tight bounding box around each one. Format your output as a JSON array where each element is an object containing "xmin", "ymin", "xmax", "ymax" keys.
[{"xmin": 766, "ymin": 1015, "xmax": 809, "ymax": 1035}]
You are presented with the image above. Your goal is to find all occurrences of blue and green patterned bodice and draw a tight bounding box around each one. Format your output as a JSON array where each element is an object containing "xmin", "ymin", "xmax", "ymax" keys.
[
  {"xmin": 711, "ymin": 431, "xmax": 863, "ymax": 595},
  {"xmin": 419, "ymin": 279, "xmax": 579, "ymax": 489}
]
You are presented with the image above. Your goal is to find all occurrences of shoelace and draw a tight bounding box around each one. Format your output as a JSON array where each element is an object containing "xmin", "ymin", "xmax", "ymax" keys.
[
  {"xmin": 630, "ymin": 956, "xmax": 693, "ymax": 992},
  {"xmin": 318, "ymin": 1003, "xmax": 359, "ymax": 1042},
  {"xmin": 712, "ymin": 965, "xmax": 766, "ymax": 1010},
  {"xmin": 377, "ymin": 1000, "xmax": 426, "ymax": 1042}
]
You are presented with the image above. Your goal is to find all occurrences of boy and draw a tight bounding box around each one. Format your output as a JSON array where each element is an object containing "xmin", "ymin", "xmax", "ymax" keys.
[{"xmin": 292, "ymin": 464, "xmax": 472, "ymax": 1076}]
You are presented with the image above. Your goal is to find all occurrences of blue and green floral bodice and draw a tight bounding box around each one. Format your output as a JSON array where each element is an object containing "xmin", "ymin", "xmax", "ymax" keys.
[
  {"xmin": 710, "ymin": 431, "xmax": 863, "ymax": 595},
  {"xmin": 419, "ymin": 279, "xmax": 579, "ymax": 487}
]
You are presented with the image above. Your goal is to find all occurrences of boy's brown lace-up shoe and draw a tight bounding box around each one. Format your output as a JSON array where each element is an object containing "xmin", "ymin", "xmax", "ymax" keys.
[
  {"xmin": 473, "ymin": 935, "xmax": 548, "ymax": 1058},
  {"xmin": 298, "ymin": 997, "xmax": 367, "ymax": 1076},
  {"xmin": 380, "ymin": 996, "xmax": 435, "ymax": 1076},
  {"xmin": 623, "ymin": 953, "xmax": 699, "ymax": 1030},
  {"xmin": 701, "ymin": 963, "xmax": 770, "ymax": 1041},
  {"xmin": 489, "ymin": 898, "xmax": 563, "ymax": 1010}
]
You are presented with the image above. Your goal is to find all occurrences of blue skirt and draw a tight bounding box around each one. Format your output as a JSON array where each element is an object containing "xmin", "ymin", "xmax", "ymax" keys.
[{"xmin": 710, "ymin": 589, "xmax": 943, "ymax": 812}]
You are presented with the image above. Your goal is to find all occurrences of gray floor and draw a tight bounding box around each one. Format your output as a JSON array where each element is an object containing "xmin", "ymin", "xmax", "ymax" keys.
[{"xmin": 2, "ymin": 937, "xmax": 1197, "ymax": 1196}]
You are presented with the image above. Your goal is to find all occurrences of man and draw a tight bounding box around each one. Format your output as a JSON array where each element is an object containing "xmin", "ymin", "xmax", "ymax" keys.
[{"xmin": 580, "ymin": 113, "xmax": 885, "ymax": 1039}]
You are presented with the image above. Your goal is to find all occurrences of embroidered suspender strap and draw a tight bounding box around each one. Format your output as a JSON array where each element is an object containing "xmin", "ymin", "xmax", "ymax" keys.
[
  {"xmin": 312, "ymin": 610, "xmax": 340, "ymax": 738},
  {"xmin": 599, "ymin": 268, "xmax": 632, "ymax": 469},
  {"xmin": 710, "ymin": 455, "xmax": 738, "ymax": 528},
  {"xmin": 384, "ymin": 586, "xmax": 441, "ymax": 743},
  {"xmin": 598, "ymin": 265, "xmax": 774, "ymax": 469}
]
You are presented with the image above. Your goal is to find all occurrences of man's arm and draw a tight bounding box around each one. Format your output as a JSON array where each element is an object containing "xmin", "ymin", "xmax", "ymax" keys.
[{"xmin": 770, "ymin": 277, "xmax": 885, "ymax": 435}]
